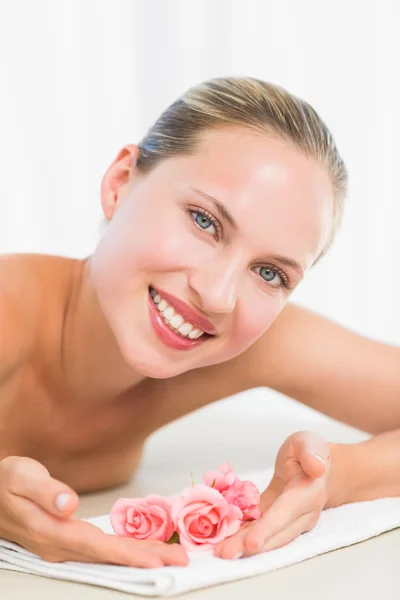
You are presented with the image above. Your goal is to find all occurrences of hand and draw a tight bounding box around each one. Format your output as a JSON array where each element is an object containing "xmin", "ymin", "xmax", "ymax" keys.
[
  {"xmin": 0, "ymin": 456, "xmax": 189, "ymax": 568},
  {"xmin": 213, "ymin": 431, "xmax": 331, "ymax": 559}
]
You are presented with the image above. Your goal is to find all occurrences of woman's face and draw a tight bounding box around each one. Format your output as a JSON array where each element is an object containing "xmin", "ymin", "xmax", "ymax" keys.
[{"xmin": 91, "ymin": 127, "xmax": 334, "ymax": 378}]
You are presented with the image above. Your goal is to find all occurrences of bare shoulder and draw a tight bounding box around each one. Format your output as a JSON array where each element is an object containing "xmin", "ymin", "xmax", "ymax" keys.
[
  {"xmin": 223, "ymin": 301, "xmax": 398, "ymax": 414},
  {"xmin": 232, "ymin": 301, "xmax": 360, "ymax": 392},
  {"xmin": 0, "ymin": 253, "xmax": 74, "ymax": 380}
]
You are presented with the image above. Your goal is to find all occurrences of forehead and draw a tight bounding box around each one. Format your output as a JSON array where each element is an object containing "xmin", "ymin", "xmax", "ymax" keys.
[{"xmin": 159, "ymin": 127, "xmax": 334, "ymax": 268}]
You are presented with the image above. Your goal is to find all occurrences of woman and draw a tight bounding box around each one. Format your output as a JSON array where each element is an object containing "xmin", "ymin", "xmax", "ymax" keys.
[{"xmin": 0, "ymin": 77, "xmax": 399, "ymax": 569}]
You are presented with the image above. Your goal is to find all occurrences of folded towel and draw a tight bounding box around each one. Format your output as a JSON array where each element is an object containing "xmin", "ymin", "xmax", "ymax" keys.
[{"xmin": 1, "ymin": 467, "xmax": 400, "ymax": 596}]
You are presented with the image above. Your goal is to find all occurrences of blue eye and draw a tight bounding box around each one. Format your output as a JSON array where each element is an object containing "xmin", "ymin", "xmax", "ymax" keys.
[
  {"xmin": 188, "ymin": 205, "xmax": 291, "ymax": 290},
  {"xmin": 254, "ymin": 265, "xmax": 288, "ymax": 289},
  {"xmin": 188, "ymin": 207, "xmax": 221, "ymax": 239},
  {"xmin": 259, "ymin": 267, "xmax": 278, "ymax": 282},
  {"xmin": 194, "ymin": 212, "xmax": 213, "ymax": 230}
]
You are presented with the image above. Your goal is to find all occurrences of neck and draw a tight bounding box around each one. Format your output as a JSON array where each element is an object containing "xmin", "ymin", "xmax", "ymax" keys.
[{"xmin": 60, "ymin": 257, "xmax": 147, "ymax": 404}]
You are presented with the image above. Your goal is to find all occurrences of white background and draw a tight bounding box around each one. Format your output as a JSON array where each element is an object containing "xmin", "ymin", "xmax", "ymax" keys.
[{"xmin": 0, "ymin": 0, "xmax": 398, "ymax": 422}]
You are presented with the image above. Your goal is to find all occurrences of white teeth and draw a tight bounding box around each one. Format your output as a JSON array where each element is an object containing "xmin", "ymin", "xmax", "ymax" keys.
[
  {"xmin": 177, "ymin": 322, "xmax": 193, "ymax": 336},
  {"xmin": 158, "ymin": 299, "xmax": 167, "ymax": 312},
  {"xmin": 170, "ymin": 314, "xmax": 184, "ymax": 329},
  {"xmin": 163, "ymin": 307, "xmax": 174, "ymax": 320},
  {"xmin": 151, "ymin": 288, "xmax": 208, "ymax": 339},
  {"xmin": 189, "ymin": 329, "xmax": 201, "ymax": 339}
]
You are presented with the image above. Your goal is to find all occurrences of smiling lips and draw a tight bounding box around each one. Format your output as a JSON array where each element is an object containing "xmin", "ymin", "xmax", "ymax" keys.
[
  {"xmin": 148, "ymin": 286, "xmax": 215, "ymax": 351},
  {"xmin": 150, "ymin": 287, "xmax": 217, "ymax": 336}
]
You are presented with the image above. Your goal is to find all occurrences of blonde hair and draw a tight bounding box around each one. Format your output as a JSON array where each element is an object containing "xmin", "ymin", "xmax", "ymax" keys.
[{"xmin": 134, "ymin": 77, "xmax": 348, "ymax": 260}]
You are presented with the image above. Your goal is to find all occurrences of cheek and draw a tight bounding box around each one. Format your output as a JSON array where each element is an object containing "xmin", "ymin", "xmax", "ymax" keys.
[
  {"xmin": 135, "ymin": 228, "xmax": 201, "ymax": 273},
  {"xmin": 99, "ymin": 206, "xmax": 210, "ymax": 277},
  {"xmin": 228, "ymin": 296, "xmax": 283, "ymax": 356}
]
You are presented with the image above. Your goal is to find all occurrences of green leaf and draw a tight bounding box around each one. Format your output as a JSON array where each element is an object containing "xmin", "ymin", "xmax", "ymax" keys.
[
  {"xmin": 167, "ymin": 531, "xmax": 180, "ymax": 545},
  {"xmin": 211, "ymin": 479, "xmax": 216, "ymax": 488}
]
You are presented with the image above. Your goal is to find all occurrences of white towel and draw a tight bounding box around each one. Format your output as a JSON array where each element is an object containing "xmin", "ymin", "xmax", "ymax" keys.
[{"xmin": 1, "ymin": 467, "xmax": 400, "ymax": 597}]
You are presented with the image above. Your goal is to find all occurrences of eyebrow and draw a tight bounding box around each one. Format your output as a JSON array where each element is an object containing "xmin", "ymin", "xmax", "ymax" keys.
[
  {"xmin": 190, "ymin": 187, "xmax": 239, "ymax": 230},
  {"xmin": 189, "ymin": 186, "xmax": 304, "ymax": 277}
]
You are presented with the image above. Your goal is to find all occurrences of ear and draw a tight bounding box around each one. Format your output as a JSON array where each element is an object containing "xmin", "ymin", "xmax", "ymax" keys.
[{"xmin": 100, "ymin": 144, "xmax": 140, "ymax": 221}]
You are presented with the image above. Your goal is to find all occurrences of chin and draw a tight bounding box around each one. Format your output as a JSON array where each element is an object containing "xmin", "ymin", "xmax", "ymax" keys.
[
  {"xmin": 138, "ymin": 361, "xmax": 187, "ymax": 380},
  {"xmin": 114, "ymin": 315, "xmax": 214, "ymax": 380},
  {"xmin": 119, "ymin": 345, "xmax": 186, "ymax": 380}
]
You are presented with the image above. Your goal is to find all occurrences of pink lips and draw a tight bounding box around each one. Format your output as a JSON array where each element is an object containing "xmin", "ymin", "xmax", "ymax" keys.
[
  {"xmin": 148, "ymin": 288, "xmax": 214, "ymax": 351},
  {"xmin": 151, "ymin": 287, "xmax": 217, "ymax": 335}
]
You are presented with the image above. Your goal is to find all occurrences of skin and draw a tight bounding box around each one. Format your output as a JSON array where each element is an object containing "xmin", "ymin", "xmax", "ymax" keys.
[
  {"xmin": 84, "ymin": 127, "xmax": 332, "ymax": 392},
  {"xmin": 1, "ymin": 126, "xmax": 399, "ymax": 566}
]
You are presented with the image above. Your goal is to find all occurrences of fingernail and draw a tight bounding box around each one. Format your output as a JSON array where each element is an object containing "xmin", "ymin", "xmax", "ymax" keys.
[
  {"xmin": 232, "ymin": 552, "xmax": 243, "ymax": 559},
  {"xmin": 55, "ymin": 493, "xmax": 71, "ymax": 511},
  {"xmin": 314, "ymin": 454, "xmax": 326, "ymax": 466}
]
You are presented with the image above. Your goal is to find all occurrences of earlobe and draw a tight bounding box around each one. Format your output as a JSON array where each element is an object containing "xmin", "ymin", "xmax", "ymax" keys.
[{"xmin": 100, "ymin": 144, "xmax": 139, "ymax": 221}]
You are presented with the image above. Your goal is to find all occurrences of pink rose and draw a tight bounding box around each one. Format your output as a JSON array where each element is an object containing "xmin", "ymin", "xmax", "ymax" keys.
[
  {"xmin": 110, "ymin": 494, "xmax": 174, "ymax": 542},
  {"xmin": 221, "ymin": 479, "xmax": 261, "ymax": 521},
  {"xmin": 202, "ymin": 462, "xmax": 236, "ymax": 492},
  {"xmin": 203, "ymin": 463, "xmax": 261, "ymax": 521},
  {"xmin": 171, "ymin": 484, "xmax": 242, "ymax": 552}
]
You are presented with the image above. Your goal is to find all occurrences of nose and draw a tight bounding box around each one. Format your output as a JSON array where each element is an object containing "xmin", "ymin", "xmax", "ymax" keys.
[{"xmin": 188, "ymin": 259, "xmax": 240, "ymax": 314}]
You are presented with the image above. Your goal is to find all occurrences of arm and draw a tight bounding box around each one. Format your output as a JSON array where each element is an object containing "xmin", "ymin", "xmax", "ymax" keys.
[
  {"xmin": 214, "ymin": 430, "xmax": 400, "ymax": 559},
  {"xmin": 247, "ymin": 304, "xmax": 400, "ymax": 510},
  {"xmin": 250, "ymin": 303, "xmax": 400, "ymax": 434},
  {"xmin": 328, "ymin": 431, "xmax": 400, "ymax": 507}
]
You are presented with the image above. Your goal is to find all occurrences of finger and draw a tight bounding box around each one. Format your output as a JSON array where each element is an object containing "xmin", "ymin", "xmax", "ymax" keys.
[
  {"xmin": 6, "ymin": 458, "xmax": 79, "ymax": 517},
  {"xmin": 211, "ymin": 478, "xmax": 321, "ymax": 561},
  {"xmin": 154, "ymin": 542, "xmax": 189, "ymax": 567},
  {"xmin": 217, "ymin": 510, "xmax": 319, "ymax": 560},
  {"xmin": 58, "ymin": 520, "xmax": 190, "ymax": 567},
  {"xmin": 2, "ymin": 495, "xmax": 100, "ymax": 563},
  {"xmin": 7, "ymin": 495, "xmax": 189, "ymax": 568},
  {"xmin": 213, "ymin": 523, "xmax": 252, "ymax": 559},
  {"xmin": 294, "ymin": 432, "xmax": 330, "ymax": 479},
  {"xmin": 257, "ymin": 511, "xmax": 319, "ymax": 555},
  {"xmin": 258, "ymin": 475, "xmax": 282, "ymax": 512},
  {"xmin": 241, "ymin": 481, "xmax": 319, "ymax": 555},
  {"xmin": 300, "ymin": 453, "xmax": 327, "ymax": 478},
  {"xmin": 100, "ymin": 536, "xmax": 190, "ymax": 568}
]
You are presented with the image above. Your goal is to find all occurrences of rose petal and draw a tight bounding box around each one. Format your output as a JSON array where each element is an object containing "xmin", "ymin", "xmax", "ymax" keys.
[
  {"xmin": 203, "ymin": 463, "xmax": 237, "ymax": 491},
  {"xmin": 110, "ymin": 495, "xmax": 174, "ymax": 542},
  {"xmin": 243, "ymin": 505, "xmax": 261, "ymax": 521},
  {"xmin": 171, "ymin": 484, "xmax": 243, "ymax": 552}
]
